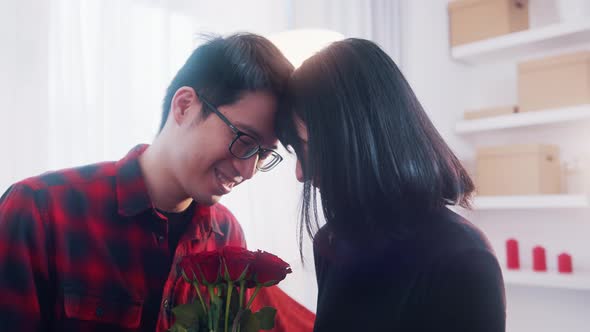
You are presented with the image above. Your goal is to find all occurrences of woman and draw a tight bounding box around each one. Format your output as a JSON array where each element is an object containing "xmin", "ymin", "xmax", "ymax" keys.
[{"xmin": 276, "ymin": 39, "xmax": 505, "ymax": 331}]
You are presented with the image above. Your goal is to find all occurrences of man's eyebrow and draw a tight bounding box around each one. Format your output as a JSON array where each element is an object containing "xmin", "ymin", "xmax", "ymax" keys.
[
  {"xmin": 233, "ymin": 122, "xmax": 261, "ymax": 139},
  {"xmin": 234, "ymin": 122, "xmax": 278, "ymax": 150}
]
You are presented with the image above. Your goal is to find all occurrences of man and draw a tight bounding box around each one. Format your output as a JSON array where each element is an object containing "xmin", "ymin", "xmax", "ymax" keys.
[{"xmin": 0, "ymin": 33, "xmax": 299, "ymax": 331}]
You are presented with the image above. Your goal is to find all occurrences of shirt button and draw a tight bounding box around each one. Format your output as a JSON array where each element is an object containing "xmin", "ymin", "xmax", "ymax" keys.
[{"xmin": 163, "ymin": 299, "xmax": 169, "ymax": 309}]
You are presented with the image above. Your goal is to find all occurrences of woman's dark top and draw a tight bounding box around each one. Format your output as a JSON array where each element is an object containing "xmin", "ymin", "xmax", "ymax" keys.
[{"xmin": 313, "ymin": 208, "xmax": 505, "ymax": 332}]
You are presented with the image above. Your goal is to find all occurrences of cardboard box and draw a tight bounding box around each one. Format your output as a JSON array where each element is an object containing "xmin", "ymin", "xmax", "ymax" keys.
[
  {"xmin": 464, "ymin": 105, "xmax": 518, "ymax": 120},
  {"xmin": 562, "ymin": 155, "xmax": 590, "ymax": 194},
  {"xmin": 476, "ymin": 144, "xmax": 561, "ymax": 195},
  {"xmin": 518, "ymin": 51, "xmax": 590, "ymax": 112},
  {"xmin": 448, "ymin": 0, "xmax": 529, "ymax": 46}
]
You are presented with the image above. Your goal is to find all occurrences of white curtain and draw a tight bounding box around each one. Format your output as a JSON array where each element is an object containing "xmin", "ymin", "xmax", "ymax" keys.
[
  {"xmin": 47, "ymin": 0, "xmax": 197, "ymax": 169},
  {"xmin": 0, "ymin": 0, "xmax": 52, "ymax": 191},
  {"xmin": 0, "ymin": 0, "xmax": 289, "ymax": 191}
]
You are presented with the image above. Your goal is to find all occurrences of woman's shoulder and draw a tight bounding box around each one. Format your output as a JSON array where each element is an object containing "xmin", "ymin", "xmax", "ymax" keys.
[
  {"xmin": 312, "ymin": 224, "xmax": 354, "ymax": 263},
  {"xmin": 312, "ymin": 207, "xmax": 496, "ymax": 264},
  {"xmin": 416, "ymin": 207, "xmax": 496, "ymax": 257}
]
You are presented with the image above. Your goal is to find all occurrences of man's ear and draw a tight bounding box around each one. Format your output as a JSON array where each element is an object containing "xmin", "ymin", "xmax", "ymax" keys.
[{"xmin": 170, "ymin": 87, "xmax": 199, "ymax": 126}]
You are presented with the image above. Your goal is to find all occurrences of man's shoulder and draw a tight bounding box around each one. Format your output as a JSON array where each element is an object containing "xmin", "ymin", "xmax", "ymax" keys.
[
  {"xmin": 2, "ymin": 161, "xmax": 119, "ymax": 213},
  {"xmin": 0, "ymin": 161, "xmax": 118, "ymax": 227},
  {"xmin": 16, "ymin": 161, "xmax": 117, "ymax": 192}
]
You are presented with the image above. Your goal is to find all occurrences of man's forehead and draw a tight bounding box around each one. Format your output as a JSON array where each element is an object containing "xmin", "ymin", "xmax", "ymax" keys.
[{"xmin": 227, "ymin": 91, "xmax": 278, "ymax": 146}]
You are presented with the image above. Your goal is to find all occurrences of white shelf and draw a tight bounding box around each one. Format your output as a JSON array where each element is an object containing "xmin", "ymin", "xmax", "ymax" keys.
[
  {"xmin": 452, "ymin": 21, "xmax": 590, "ymax": 64},
  {"xmin": 472, "ymin": 194, "xmax": 589, "ymax": 210},
  {"xmin": 455, "ymin": 104, "xmax": 590, "ymax": 134},
  {"xmin": 503, "ymin": 270, "xmax": 590, "ymax": 290}
]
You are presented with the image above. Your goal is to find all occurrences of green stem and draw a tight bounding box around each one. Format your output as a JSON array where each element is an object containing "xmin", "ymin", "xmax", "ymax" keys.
[
  {"xmin": 239, "ymin": 280, "xmax": 246, "ymax": 309},
  {"xmin": 246, "ymin": 285, "xmax": 262, "ymax": 309},
  {"xmin": 192, "ymin": 281, "xmax": 207, "ymax": 314},
  {"xmin": 208, "ymin": 286, "xmax": 215, "ymax": 331},
  {"xmin": 224, "ymin": 281, "xmax": 233, "ymax": 332},
  {"xmin": 213, "ymin": 286, "xmax": 222, "ymax": 332}
]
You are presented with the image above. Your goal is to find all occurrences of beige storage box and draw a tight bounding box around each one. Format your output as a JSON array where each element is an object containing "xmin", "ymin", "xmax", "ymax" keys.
[
  {"xmin": 476, "ymin": 144, "xmax": 561, "ymax": 195},
  {"xmin": 448, "ymin": 0, "xmax": 529, "ymax": 46},
  {"xmin": 562, "ymin": 155, "xmax": 590, "ymax": 194},
  {"xmin": 518, "ymin": 51, "xmax": 590, "ymax": 112},
  {"xmin": 464, "ymin": 105, "xmax": 518, "ymax": 120}
]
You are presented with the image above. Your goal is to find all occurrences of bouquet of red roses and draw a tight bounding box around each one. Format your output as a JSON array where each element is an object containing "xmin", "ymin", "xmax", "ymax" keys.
[{"xmin": 169, "ymin": 246, "xmax": 292, "ymax": 332}]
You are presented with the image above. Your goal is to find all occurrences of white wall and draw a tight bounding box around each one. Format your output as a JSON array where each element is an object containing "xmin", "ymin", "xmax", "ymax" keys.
[
  {"xmin": 0, "ymin": 0, "xmax": 51, "ymax": 190},
  {"xmin": 400, "ymin": 1, "xmax": 590, "ymax": 331}
]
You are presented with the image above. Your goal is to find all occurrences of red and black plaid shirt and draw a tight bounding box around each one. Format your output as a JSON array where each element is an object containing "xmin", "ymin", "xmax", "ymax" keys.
[{"xmin": 0, "ymin": 145, "xmax": 247, "ymax": 331}]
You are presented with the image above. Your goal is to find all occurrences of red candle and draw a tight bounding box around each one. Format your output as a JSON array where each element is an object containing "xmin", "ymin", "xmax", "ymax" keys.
[
  {"xmin": 533, "ymin": 246, "xmax": 547, "ymax": 272},
  {"xmin": 558, "ymin": 253, "xmax": 573, "ymax": 273},
  {"xmin": 506, "ymin": 239, "xmax": 520, "ymax": 269}
]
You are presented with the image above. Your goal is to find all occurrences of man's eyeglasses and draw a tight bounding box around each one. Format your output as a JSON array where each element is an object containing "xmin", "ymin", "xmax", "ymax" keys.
[{"xmin": 197, "ymin": 93, "xmax": 283, "ymax": 172}]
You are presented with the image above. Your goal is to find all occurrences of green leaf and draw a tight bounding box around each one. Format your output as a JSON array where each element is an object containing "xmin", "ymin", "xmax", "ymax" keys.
[
  {"xmin": 171, "ymin": 303, "xmax": 204, "ymax": 328},
  {"xmin": 254, "ymin": 307, "xmax": 276, "ymax": 330},
  {"xmin": 239, "ymin": 309, "xmax": 261, "ymax": 332},
  {"xmin": 168, "ymin": 325, "xmax": 188, "ymax": 332}
]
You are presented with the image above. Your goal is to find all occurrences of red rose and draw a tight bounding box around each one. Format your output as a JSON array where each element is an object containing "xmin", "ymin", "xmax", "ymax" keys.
[
  {"xmin": 192, "ymin": 250, "xmax": 222, "ymax": 285},
  {"xmin": 221, "ymin": 246, "xmax": 256, "ymax": 282},
  {"xmin": 251, "ymin": 250, "xmax": 292, "ymax": 286}
]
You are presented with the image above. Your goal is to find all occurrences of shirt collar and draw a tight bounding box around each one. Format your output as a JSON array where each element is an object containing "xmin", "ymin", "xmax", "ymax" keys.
[{"xmin": 115, "ymin": 144, "xmax": 224, "ymax": 237}]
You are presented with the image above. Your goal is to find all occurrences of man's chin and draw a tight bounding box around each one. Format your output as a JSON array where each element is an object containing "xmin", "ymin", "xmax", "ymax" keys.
[
  {"xmin": 194, "ymin": 194, "xmax": 221, "ymax": 206},
  {"xmin": 209, "ymin": 195, "xmax": 222, "ymax": 205}
]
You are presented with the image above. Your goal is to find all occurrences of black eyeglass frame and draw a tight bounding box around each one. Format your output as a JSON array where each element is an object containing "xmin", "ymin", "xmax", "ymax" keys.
[{"xmin": 197, "ymin": 93, "xmax": 283, "ymax": 172}]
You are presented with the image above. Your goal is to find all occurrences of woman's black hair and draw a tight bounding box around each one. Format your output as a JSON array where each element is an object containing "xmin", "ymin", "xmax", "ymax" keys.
[{"xmin": 276, "ymin": 38, "xmax": 474, "ymax": 256}]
